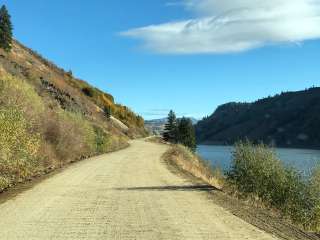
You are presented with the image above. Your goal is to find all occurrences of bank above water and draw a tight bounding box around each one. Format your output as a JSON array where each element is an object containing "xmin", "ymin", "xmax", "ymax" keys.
[
  {"xmin": 197, "ymin": 145, "xmax": 320, "ymax": 174},
  {"xmin": 164, "ymin": 141, "xmax": 320, "ymax": 235}
]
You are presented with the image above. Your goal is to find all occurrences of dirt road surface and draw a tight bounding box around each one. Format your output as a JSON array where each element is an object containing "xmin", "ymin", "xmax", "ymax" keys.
[{"xmin": 0, "ymin": 140, "xmax": 279, "ymax": 240}]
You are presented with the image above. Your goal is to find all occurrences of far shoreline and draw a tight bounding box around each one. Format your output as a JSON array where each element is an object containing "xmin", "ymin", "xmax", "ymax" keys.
[{"xmin": 197, "ymin": 142, "xmax": 320, "ymax": 151}]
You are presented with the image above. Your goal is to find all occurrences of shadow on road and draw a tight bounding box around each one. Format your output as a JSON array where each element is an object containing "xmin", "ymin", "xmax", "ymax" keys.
[{"xmin": 114, "ymin": 185, "xmax": 219, "ymax": 192}]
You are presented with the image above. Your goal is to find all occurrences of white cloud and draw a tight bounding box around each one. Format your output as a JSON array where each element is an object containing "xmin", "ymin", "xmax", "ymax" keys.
[{"xmin": 122, "ymin": 0, "xmax": 320, "ymax": 54}]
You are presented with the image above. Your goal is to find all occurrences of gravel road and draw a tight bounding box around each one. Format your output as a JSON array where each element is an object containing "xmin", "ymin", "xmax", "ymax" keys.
[{"xmin": 0, "ymin": 140, "xmax": 279, "ymax": 240}]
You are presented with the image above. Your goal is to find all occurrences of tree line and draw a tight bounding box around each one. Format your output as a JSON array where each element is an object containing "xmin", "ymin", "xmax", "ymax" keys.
[{"xmin": 162, "ymin": 110, "xmax": 196, "ymax": 152}]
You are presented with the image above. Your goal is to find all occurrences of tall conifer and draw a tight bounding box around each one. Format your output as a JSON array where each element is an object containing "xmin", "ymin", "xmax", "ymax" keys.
[
  {"xmin": 177, "ymin": 117, "xmax": 196, "ymax": 152},
  {"xmin": 163, "ymin": 110, "xmax": 178, "ymax": 143},
  {"xmin": 0, "ymin": 5, "xmax": 13, "ymax": 52}
]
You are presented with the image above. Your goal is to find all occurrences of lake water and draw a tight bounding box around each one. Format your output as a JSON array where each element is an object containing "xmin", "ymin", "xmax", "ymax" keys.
[{"xmin": 197, "ymin": 145, "xmax": 320, "ymax": 175}]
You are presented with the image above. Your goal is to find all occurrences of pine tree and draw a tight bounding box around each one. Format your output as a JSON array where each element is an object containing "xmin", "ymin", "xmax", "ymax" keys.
[
  {"xmin": 103, "ymin": 106, "xmax": 112, "ymax": 120},
  {"xmin": 162, "ymin": 110, "xmax": 178, "ymax": 143},
  {"xmin": 0, "ymin": 5, "xmax": 13, "ymax": 52},
  {"xmin": 67, "ymin": 70, "xmax": 73, "ymax": 77},
  {"xmin": 177, "ymin": 117, "xmax": 196, "ymax": 152}
]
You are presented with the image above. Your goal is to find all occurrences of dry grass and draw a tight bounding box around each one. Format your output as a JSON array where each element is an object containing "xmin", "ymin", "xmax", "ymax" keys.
[
  {"xmin": 0, "ymin": 39, "xmax": 149, "ymax": 193},
  {"xmin": 163, "ymin": 145, "xmax": 225, "ymax": 190},
  {"xmin": 1, "ymin": 41, "xmax": 147, "ymax": 139},
  {"xmin": 0, "ymin": 70, "xmax": 131, "ymax": 192}
]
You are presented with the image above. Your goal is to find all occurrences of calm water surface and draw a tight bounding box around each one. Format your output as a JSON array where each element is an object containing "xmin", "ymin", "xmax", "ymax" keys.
[{"xmin": 197, "ymin": 145, "xmax": 320, "ymax": 175}]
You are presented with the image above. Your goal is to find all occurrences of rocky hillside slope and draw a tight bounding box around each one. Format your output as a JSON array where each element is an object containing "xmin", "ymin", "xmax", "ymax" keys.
[
  {"xmin": 196, "ymin": 87, "xmax": 320, "ymax": 148},
  {"xmin": 0, "ymin": 40, "xmax": 147, "ymax": 191},
  {"xmin": 1, "ymin": 40, "xmax": 147, "ymax": 138}
]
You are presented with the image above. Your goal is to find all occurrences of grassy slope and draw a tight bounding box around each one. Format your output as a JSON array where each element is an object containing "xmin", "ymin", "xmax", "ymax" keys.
[
  {"xmin": 0, "ymin": 40, "xmax": 147, "ymax": 191},
  {"xmin": 162, "ymin": 144, "xmax": 224, "ymax": 190}
]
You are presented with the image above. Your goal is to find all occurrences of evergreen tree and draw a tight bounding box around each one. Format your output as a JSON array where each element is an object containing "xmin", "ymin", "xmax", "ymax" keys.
[
  {"xmin": 0, "ymin": 5, "xmax": 13, "ymax": 52},
  {"xmin": 67, "ymin": 70, "xmax": 73, "ymax": 77},
  {"xmin": 177, "ymin": 117, "xmax": 196, "ymax": 152},
  {"xmin": 103, "ymin": 106, "xmax": 112, "ymax": 120},
  {"xmin": 162, "ymin": 110, "xmax": 178, "ymax": 143}
]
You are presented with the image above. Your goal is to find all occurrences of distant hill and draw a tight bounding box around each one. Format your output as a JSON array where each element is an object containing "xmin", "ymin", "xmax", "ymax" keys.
[
  {"xmin": 146, "ymin": 117, "xmax": 198, "ymax": 135},
  {"xmin": 145, "ymin": 118, "xmax": 167, "ymax": 135},
  {"xmin": 195, "ymin": 87, "xmax": 320, "ymax": 148}
]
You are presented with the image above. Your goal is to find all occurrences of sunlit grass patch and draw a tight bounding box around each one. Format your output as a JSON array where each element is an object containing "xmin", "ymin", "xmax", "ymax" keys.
[{"xmin": 163, "ymin": 145, "xmax": 225, "ymax": 190}]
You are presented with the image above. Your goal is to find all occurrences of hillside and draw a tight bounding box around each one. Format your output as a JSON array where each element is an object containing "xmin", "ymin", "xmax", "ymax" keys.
[
  {"xmin": 0, "ymin": 40, "xmax": 147, "ymax": 191},
  {"xmin": 196, "ymin": 87, "xmax": 320, "ymax": 148}
]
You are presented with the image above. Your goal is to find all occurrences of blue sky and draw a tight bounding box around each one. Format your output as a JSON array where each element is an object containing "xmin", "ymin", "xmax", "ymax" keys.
[{"xmin": 3, "ymin": 0, "xmax": 320, "ymax": 119}]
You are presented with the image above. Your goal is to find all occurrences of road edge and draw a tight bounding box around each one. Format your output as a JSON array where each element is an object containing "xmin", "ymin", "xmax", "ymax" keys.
[{"xmin": 0, "ymin": 143, "xmax": 130, "ymax": 205}]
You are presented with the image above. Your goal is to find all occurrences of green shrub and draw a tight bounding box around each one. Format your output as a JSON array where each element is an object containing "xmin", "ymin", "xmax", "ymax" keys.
[
  {"xmin": 0, "ymin": 74, "xmax": 45, "ymax": 135},
  {"xmin": 306, "ymin": 165, "xmax": 320, "ymax": 231},
  {"xmin": 0, "ymin": 176, "xmax": 10, "ymax": 191},
  {"xmin": 82, "ymin": 87, "xmax": 94, "ymax": 97},
  {"xmin": 0, "ymin": 107, "xmax": 41, "ymax": 190},
  {"xmin": 0, "ymin": 75, "xmax": 44, "ymax": 190},
  {"xmin": 51, "ymin": 110, "xmax": 96, "ymax": 161},
  {"xmin": 93, "ymin": 125, "xmax": 110, "ymax": 154},
  {"xmin": 104, "ymin": 135, "xmax": 129, "ymax": 152},
  {"xmin": 228, "ymin": 140, "xmax": 320, "ymax": 231}
]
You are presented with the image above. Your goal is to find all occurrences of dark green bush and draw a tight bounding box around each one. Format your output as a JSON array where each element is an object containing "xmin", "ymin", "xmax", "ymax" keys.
[
  {"xmin": 93, "ymin": 126, "xmax": 110, "ymax": 154},
  {"xmin": 82, "ymin": 87, "xmax": 94, "ymax": 97}
]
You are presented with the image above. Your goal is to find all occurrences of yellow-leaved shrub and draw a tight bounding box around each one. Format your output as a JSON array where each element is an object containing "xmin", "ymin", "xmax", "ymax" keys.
[{"xmin": 0, "ymin": 108, "xmax": 41, "ymax": 178}]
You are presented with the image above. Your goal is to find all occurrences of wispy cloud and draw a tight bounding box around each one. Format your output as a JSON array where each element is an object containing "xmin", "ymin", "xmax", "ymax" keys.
[{"xmin": 122, "ymin": 0, "xmax": 320, "ymax": 54}]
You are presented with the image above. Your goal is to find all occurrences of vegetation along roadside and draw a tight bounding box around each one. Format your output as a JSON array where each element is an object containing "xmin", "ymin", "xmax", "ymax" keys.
[
  {"xmin": 0, "ymin": 5, "xmax": 147, "ymax": 193},
  {"xmin": 160, "ymin": 110, "xmax": 320, "ymax": 235}
]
